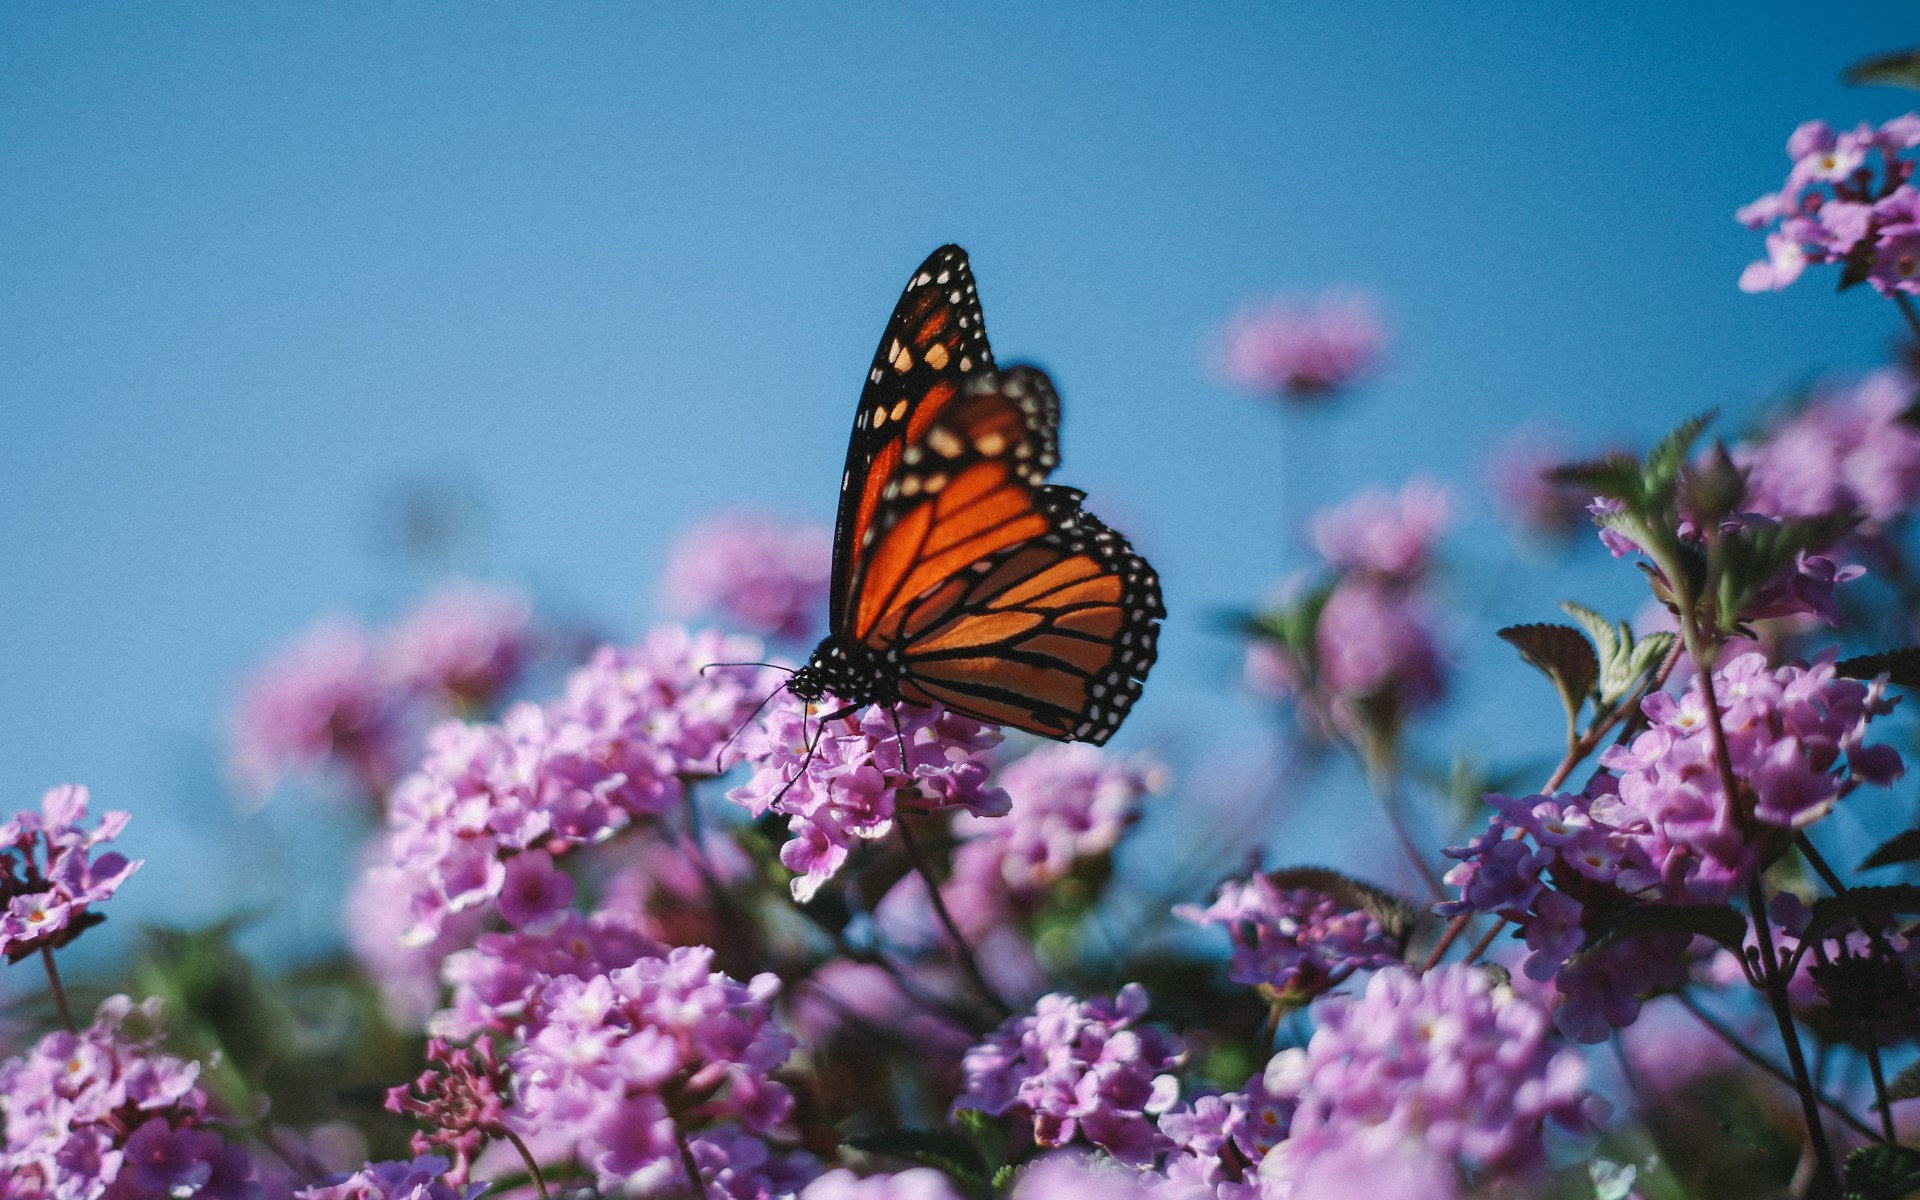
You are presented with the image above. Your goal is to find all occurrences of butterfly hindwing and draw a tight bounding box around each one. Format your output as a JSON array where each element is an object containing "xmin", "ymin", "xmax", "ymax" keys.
[
  {"xmin": 831, "ymin": 245, "xmax": 996, "ymax": 630},
  {"xmin": 852, "ymin": 368, "xmax": 1162, "ymax": 744}
]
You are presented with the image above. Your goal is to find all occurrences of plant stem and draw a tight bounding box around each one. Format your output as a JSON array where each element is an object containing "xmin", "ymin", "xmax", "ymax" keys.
[
  {"xmin": 1677, "ymin": 993, "xmax": 1879, "ymax": 1142},
  {"xmin": 896, "ymin": 817, "xmax": 1010, "ymax": 1018},
  {"xmin": 675, "ymin": 1124, "xmax": 713, "ymax": 1200},
  {"xmin": 1418, "ymin": 913, "xmax": 1472, "ymax": 973},
  {"xmin": 41, "ymin": 947, "xmax": 75, "ymax": 1034},
  {"xmin": 1689, "ymin": 653, "xmax": 1841, "ymax": 1194},
  {"xmin": 1866, "ymin": 1034, "xmax": 1897, "ymax": 1142},
  {"xmin": 501, "ymin": 1127, "xmax": 552, "ymax": 1200},
  {"xmin": 1462, "ymin": 918, "xmax": 1505, "ymax": 966},
  {"xmin": 1361, "ymin": 751, "xmax": 1443, "ymax": 899},
  {"xmin": 1796, "ymin": 833, "xmax": 1847, "ymax": 896}
]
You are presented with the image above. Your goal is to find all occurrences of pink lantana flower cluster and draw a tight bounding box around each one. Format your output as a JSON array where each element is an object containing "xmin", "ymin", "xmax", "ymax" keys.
[
  {"xmin": 1445, "ymin": 652, "xmax": 1902, "ymax": 1040},
  {"xmin": 1259, "ymin": 966, "xmax": 1596, "ymax": 1196},
  {"xmin": 0, "ymin": 996, "xmax": 256, "ymax": 1200},
  {"xmin": 0, "ymin": 785, "xmax": 140, "ymax": 961},
  {"xmin": 1176, "ymin": 873, "xmax": 1402, "ymax": 1002},
  {"xmin": 295, "ymin": 1156, "xmax": 486, "ymax": 1200},
  {"xmin": 507, "ymin": 945, "xmax": 814, "ymax": 1199},
  {"xmin": 728, "ymin": 695, "xmax": 1008, "ymax": 901},
  {"xmin": 1247, "ymin": 481, "xmax": 1450, "ymax": 739},
  {"xmin": 1738, "ymin": 367, "xmax": 1920, "ymax": 531},
  {"xmin": 1738, "ymin": 114, "xmax": 1920, "ymax": 294},
  {"xmin": 229, "ymin": 581, "xmax": 547, "ymax": 800},
  {"xmin": 363, "ymin": 626, "xmax": 776, "ymax": 957},
  {"xmin": 955, "ymin": 985, "xmax": 1187, "ymax": 1167},
  {"xmin": 1214, "ymin": 291, "xmax": 1386, "ymax": 402},
  {"xmin": 663, "ymin": 510, "xmax": 834, "ymax": 643}
]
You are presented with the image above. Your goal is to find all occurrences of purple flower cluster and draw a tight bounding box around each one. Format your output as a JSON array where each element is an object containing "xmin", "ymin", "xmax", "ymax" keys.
[
  {"xmin": 365, "ymin": 626, "xmax": 776, "ymax": 953},
  {"xmin": 728, "ymin": 696, "xmax": 1008, "ymax": 902},
  {"xmin": 1157, "ymin": 1074, "xmax": 1295, "ymax": 1198},
  {"xmin": 1738, "ymin": 115, "xmax": 1920, "ymax": 294},
  {"xmin": 1248, "ymin": 481, "xmax": 1451, "ymax": 737},
  {"xmin": 1175, "ymin": 873, "xmax": 1401, "ymax": 1002},
  {"xmin": 1260, "ymin": 966, "xmax": 1595, "ymax": 1190},
  {"xmin": 1214, "ymin": 291, "xmax": 1386, "ymax": 402},
  {"xmin": 663, "ymin": 510, "xmax": 834, "ymax": 642},
  {"xmin": 799, "ymin": 1169, "xmax": 968, "ymax": 1200},
  {"xmin": 230, "ymin": 583, "xmax": 546, "ymax": 800},
  {"xmin": 0, "ymin": 785, "xmax": 140, "ymax": 960},
  {"xmin": 507, "ymin": 945, "xmax": 813, "ymax": 1198},
  {"xmin": 948, "ymin": 745, "xmax": 1164, "ymax": 912},
  {"xmin": 1738, "ymin": 368, "xmax": 1920, "ymax": 529},
  {"xmin": 433, "ymin": 909, "xmax": 662, "ymax": 1041},
  {"xmin": 384, "ymin": 582, "xmax": 540, "ymax": 711},
  {"xmin": 956, "ymin": 984, "xmax": 1186, "ymax": 1166},
  {"xmin": 295, "ymin": 1156, "xmax": 486, "ymax": 1200},
  {"xmin": 0, "ymin": 996, "xmax": 256, "ymax": 1200},
  {"xmin": 1444, "ymin": 652, "xmax": 1901, "ymax": 1039}
]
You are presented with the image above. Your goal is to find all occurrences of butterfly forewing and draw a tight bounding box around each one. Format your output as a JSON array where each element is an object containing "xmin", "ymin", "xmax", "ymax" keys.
[
  {"xmin": 831, "ymin": 245, "xmax": 996, "ymax": 631},
  {"xmin": 800, "ymin": 245, "xmax": 1162, "ymax": 746}
]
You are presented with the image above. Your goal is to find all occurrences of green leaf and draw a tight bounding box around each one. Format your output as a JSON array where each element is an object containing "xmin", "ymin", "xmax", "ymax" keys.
[
  {"xmin": 1888, "ymin": 1059, "xmax": 1920, "ymax": 1103},
  {"xmin": 1807, "ymin": 884, "xmax": 1920, "ymax": 939},
  {"xmin": 1575, "ymin": 903, "xmax": 1747, "ymax": 961},
  {"xmin": 1862, "ymin": 829, "xmax": 1920, "ymax": 871},
  {"xmin": 1559, "ymin": 602, "xmax": 1674, "ymax": 706},
  {"xmin": 1845, "ymin": 48, "xmax": 1920, "ymax": 90},
  {"xmin": 1262, "ymin": 866, "xmax": 1419, "ymax": 946},
  {"xmin": 1547, "ymin": 455, "xmax": 1643, "ymax": 501},
  {"xmin": 1498, "ymin": 623, "xmax": 1599, "ymax": 727},
  {"xmin": 1645, "ymin": 411, "xmax": 1716, "ymax": 493},
  {"xmin": 1627, "ymin": 631, "xmax": 1677, "ymax": 684},
  {"xmin": 845, "ymin": 1128, "xmax": 988, "ymax": 1186},
  {"xmin": 1843, "ymin": 1141, "xmax": 1920, "ymax": 1200},
  {"xmin": 1837, "ymin": 647, "xmax": 1920, "ymax": 689}
]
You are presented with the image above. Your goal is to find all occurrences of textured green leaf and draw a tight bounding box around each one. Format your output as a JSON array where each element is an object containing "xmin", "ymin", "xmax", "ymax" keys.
[
  {"xmin": 1574, "ymin": 902, "xmax": 1747, "ymax": 961},
  {"xmin": 1862, "ymin": 829, "xmax": 1920, "ymax": 871},
  {"xmin": 1888, "ymin": 1059, "xmax": 1920, "ymax": 1103},
  {"xmin": 1645, "ymin": 411, "xmax": 1716, "ymax": 492},
  {"xmin": 845, "ymin": 1128, "xmax": 988, "ymax": 1186},
  {"xmin": 1498, "ymin": 623, "xmax": 1599, "ymax": 726},
  {"xmin": 1547, "ymin": 455, "xmax": 1643, "ymax": 501},
  {"xmin": 1837, "ymin": 647, "xmax": 1920, "ymax": 689},
  {"xmin": 1264, "ymin": 866, "xmax": 1418, "ymax": 945},
  {"xmin": 1845, "ymin": 48, "xmax": 1920, "ymax": 90},
  {"xmin": 1843, "ymin": 1141, "xmax": 1920, "ymax": 1200},
  {"xmin": 1806, "ymin": 884, "xmax": 1920, "ymax": 939}
]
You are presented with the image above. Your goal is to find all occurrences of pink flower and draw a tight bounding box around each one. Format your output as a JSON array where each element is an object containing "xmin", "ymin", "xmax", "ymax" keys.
[
  {"xmin": 0, "ymin": 786, "xmax": 140, "ymax": 960},
  {"xmin": 383, "ymin": 581, "xmax": 540, "ymax": 710},
  {"xmin": 228, "ymin": 617, "xmax": 405, "ymax": 798},
  {"xmin": 1308, "ymin": 480, "xmax": 1450, "ymax": 583},
  {"xmin": 1215, "ymin": 291, "xmax": 1387, "ymax": 402},
  {"xmin": 728, "ymin": 695, "xmax": 1007, "ymax": 902},
  {"xmin": 1738, "ymin": 113, "xmax": 1920, "ymax": 296},
  {"xmin": 663, "ymin": 511, "xmax": 833, "ymax": 642}
]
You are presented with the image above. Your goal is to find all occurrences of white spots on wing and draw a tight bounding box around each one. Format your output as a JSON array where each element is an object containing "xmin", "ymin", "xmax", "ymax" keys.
[
  {"xmin": 976, "ymin": 431, "xmax": 1007, "ymax": 457},
  {"xmin": 889, "ymin": 398, "xmax": 909, "ymax": 422},
  {"xmin": 924, "ymin": 343, "xmax": 950, "ymax": 370},
  {"xmin": 926, "ymin": 426, "xmax": 964, "ymax": 458}
]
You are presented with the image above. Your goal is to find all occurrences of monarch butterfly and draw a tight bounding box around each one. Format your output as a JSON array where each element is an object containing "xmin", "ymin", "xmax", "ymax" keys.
[{"xmin": 787, "ymin": 245, "xmax": 1163, "ymax": 744}]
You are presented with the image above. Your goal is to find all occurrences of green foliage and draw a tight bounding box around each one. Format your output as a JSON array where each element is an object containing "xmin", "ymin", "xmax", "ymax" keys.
[
  {"xmin": 1805, "ymin": 884, "xmax": 1920, "ymax": 939},
  {"xmin": 1498, "ymin": 622, "xmax": 1598, "ymax": 733},
  {"xmin": 1837, "ymin": 647, "xmax": 1920, "ymax": 689},
  {"xmin": 1562, "ymin": 601, "xmax": 1674, "ymax": 707},
  {"xmin": 1573, "ymin": 903, "xmax": 1748, "ymax": 962},
  {"xmin": 1842, "ymin": 1141, "xmax": 1920, "ymax": 1200},
  {"xmin": 844, "ymin": 1127, "xmax": 991, "ymax": 1195},
  {"xmin": 1861, "ymin": 829, "xmax": 1920, "ymax": 871},
  {"xmin": 1844, "ymin": 48, "xmax": 1920, "ymax": 90}
]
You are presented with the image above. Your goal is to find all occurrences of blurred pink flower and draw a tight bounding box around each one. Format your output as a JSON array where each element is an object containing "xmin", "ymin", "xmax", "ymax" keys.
[
  {"xmin": 663, "ymin": 510, "xmax": 833, "ymax": 642},
  {"xmin": 1215, "ymin": 291, "xmax": 1386, "ymax": 402}
]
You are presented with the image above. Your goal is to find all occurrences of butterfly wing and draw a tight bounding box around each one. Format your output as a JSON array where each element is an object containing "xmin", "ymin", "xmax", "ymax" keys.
[
  {"xmin": 851, "ymin": 367, "xmax": 1163, "ymax": 744},
  {"xmin": 830, "ymin": 245, "xmax": 996, "ymax": 634}
]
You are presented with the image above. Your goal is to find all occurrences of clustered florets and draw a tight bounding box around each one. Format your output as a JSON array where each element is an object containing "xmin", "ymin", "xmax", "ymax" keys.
[
  {"xmin": 1444, "ymin": 652, "xmax": 1902, "ymax": 1040},
  {"xmin": 1739, "ymin": 114, "xmax": 1920, "ymax": 294}
]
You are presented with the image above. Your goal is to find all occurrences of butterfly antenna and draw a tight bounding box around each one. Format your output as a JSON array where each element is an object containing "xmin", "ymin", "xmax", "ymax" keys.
[
  {"xmin": 712, "ymin": 676, "xmax": 794, "ymax": 775},
  {"xmin": 700, "ymin": 661, "xmax": 797, "ymax": 676},
  {"xmin": 887, "ymin": 704, "xmax": 912, "ymax": 787},
  {"xmin": 764, "ymin": 701, "xmax": 863, "ymax": 813}
]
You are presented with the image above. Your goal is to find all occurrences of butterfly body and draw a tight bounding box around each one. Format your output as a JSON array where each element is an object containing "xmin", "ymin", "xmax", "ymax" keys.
[{"xmin": 795, "ymin": 246, "xmax": 1163, "ymax": 745}]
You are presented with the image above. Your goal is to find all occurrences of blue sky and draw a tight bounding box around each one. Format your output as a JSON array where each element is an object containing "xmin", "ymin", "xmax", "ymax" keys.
[{"xmin": 4, "ymin": 3, "xmax": 1918, "ymax": 960}]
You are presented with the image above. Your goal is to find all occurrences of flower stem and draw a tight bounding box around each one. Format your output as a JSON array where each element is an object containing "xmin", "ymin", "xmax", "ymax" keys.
[
  {"xmin": 1866, "ymin": 1033, "xmax": 1897, "ymax": 1142},
  {"xmin": 1418, "ymin": 913, "xmax": 1472, "ymax": 973},
  {"xmin": 500, "ymin": 1127, "xmax": 552, "ymax": 1200},
  {"xmin": 1677, "ymin": 992, "xmax": 1879, "ymax": 1142},
  {"xmin": 1461, "ymin": 918, "xmax": 1505, "ymax": 966},
  {"xmin": 1795, "ymin": 833, "xmax": 1847, "ymax": 897},
  {"xmin": 896, "ymin": 817, "xmax": 1011, "ymax": 1018},
  {"xmin": 675, "ymin": 1123, "xmax": 713, "ymax": 1200},
  {"xmin": 1683, "ymin": 635, "xmax": 1841, "ymax": 1194},
  {"xmin": 1361, "ymin": 752, "xmax": 1443, "ymax": 900},
  {"xmin": 41, "ymin": 946, "xmax": 76, "ymax": 1034}
]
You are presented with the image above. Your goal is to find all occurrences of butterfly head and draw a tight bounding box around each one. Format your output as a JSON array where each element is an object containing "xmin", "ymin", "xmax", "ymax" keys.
[{"xmin": 788, "ymin": 636, "xmax": 901, "ymax": 710}]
